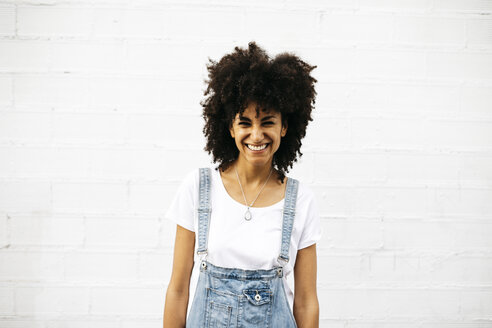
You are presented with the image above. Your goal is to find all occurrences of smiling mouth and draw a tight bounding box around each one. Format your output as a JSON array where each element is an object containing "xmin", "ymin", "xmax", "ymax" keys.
[{"xmin": 246, "ymin": 143, "xmax": 269, "ymax": 151}]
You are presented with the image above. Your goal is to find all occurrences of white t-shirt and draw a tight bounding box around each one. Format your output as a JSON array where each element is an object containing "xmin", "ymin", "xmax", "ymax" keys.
[{"xmin": 165, "ymin": 167, "xmax": 322, "ymax": 316}]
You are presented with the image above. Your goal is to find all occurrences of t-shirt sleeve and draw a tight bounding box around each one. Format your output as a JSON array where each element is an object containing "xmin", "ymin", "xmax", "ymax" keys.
[
  {"xmin": 297, "ymin": 184, "xmax": 323, "ymax": 250},
  {"xmin": 164, "ymin": 170, "xmax": 197, "ymax": 232}
]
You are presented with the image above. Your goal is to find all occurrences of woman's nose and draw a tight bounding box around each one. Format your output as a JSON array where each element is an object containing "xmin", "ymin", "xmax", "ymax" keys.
[{"xmin": 250, "ymin": 125, "xmax": 264, "ymax": 140}]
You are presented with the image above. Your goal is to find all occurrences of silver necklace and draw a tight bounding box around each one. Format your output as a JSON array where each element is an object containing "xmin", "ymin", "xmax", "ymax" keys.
[{"xmin": 234, "ymin": 165, "xmax": 273, "ymax": 221}]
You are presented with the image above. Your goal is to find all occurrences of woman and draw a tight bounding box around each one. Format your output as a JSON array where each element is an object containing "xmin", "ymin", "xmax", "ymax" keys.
[{"xmin": 163, "ymin": 41, "xmax": 321, "ymax": 327}]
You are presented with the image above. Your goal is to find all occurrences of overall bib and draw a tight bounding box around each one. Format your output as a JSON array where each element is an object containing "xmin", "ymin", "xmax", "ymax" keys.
[{"xmin": 186, "ymin": 168, "xmax": 299, "ymax": 328}]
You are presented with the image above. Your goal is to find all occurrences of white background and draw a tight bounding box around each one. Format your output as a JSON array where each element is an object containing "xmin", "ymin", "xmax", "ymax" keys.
[{"xmin": 1, "ymin": 0, "xmax": 492, "ymax": 327}]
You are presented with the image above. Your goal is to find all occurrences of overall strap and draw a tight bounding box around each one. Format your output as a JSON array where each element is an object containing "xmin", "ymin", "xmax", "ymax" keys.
[
  {"xmin": 278, "ymin": 177, "xmax": 299, "ymax": 264},
  {"xmin": 196, "ymin": 167, "xmax": 212, "ymax": 256}
]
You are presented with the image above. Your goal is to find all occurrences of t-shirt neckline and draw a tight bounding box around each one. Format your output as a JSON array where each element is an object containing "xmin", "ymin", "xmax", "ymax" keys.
[{"xmin": 214, "ymin": 168, "xmax": 285, "ymax": 209}]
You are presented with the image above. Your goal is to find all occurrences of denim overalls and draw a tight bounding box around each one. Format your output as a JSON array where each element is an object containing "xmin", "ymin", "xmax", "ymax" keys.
[{"xmin": 186, "ymin": 168, "xmax": 299, "ymax": 327}]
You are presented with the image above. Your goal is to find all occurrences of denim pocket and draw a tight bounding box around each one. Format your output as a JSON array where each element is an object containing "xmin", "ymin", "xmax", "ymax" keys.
[
  {"xmin": 207, "ymin": 301, "xmax": 232, "ymax": 328},
  {"xmin": 241, "ymin": 288, "xmax": 273, "ymax": 325},
  {"xmin": 206, "ymin": 288, "xmax": 233, "ymax": 328},
  {"xmin": 243, "ymin": 288, "xmax": 272, "ymax": 306}
]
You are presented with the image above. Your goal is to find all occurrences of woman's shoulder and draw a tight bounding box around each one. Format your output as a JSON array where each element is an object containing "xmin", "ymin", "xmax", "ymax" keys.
[
  {"xmin": 287, "ymin": 176, "xmax": 314, "ymax": 196},
  {"xmin": 179, "ymin": 166, "xmax": 217, "ymax": 188},
  {"xmin": 287, "ymin": 178, "xmax": 321, "ymax": 237},
  {"xmin": 282, "ymin": 177, "xmax": 316, "ymax": 212}
]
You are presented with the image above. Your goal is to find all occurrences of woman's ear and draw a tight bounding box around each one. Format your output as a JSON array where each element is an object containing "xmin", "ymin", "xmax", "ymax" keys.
[
  {"xmin": 229, "ymin": 123, "xmax": 235, "ymax": 138},
  {"xmin": 281, "ymin": 121, "xmax": 288, "ymax": 137}
]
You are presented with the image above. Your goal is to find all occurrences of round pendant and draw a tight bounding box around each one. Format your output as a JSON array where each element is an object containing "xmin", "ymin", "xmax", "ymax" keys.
[{"xmin": 244, "ymin": 208, "xmax": 252, "ymax": 221}]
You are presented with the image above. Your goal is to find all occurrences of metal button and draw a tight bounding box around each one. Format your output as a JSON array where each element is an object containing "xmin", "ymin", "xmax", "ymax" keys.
[
  {"xmin": 277, "ymin": 268, "xmax": 283, "ymax": 276},
  {"xmin": 255, "ymin": 292, "xmax": 261, "ymax": 302},
  {"xmin": 201, "ymin": 261, "xmax": 207, "ymax": 269}
]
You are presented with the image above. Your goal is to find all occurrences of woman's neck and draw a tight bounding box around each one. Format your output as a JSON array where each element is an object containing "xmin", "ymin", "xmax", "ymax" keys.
[{"xmin": 231, "ymin": 158, "xmax": 273, "ymax": 186}]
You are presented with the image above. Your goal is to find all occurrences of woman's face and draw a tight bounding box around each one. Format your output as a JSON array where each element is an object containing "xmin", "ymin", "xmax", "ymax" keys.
[{"xmin": 229, "ymin": 102, "xmax": 287, "ymax": 168}]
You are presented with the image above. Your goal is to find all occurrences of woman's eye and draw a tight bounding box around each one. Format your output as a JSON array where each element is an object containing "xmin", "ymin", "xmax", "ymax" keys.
[
  {"xmin": 238, "ymin": 122, "xmax": 250, "ymax": 126},
  {"xmin": 263, "ymin": 121, "xmax": 274, "ymax": 125}
]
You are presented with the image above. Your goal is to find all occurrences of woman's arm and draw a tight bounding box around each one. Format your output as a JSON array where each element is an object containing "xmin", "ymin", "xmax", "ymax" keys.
[
  {"xmin": 293, "ymin": 243, "xmax": 319, "ymax": 328},
  {"xmin": 163, "ymin": 225, "xmax": 195, "ymax": 328}
]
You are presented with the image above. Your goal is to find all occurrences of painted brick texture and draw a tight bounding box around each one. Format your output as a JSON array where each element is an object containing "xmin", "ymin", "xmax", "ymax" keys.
[{"xmin": 0, "ymin": 1, "xmax": 491, "ymax": 327}]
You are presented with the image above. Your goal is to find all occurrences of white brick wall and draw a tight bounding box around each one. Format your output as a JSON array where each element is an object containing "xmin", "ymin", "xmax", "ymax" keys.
[{"xmin": 0, "ymin": 0, "xmax": 491, "ymax": 327}]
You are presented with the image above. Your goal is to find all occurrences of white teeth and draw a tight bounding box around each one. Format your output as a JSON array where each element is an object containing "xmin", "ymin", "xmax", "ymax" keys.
[{"xmin": 247, "ymin": 144, "xmax": 268, "ymax": 151}]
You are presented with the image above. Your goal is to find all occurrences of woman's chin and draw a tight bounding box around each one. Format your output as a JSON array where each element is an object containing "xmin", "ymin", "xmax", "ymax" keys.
[{"xmin": 242, "ymin": 157, "xmax": 273, "ymax": 168}]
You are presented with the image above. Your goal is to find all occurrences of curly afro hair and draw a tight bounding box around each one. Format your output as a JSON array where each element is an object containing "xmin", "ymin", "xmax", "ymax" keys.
[{"xmin": 201, "ymin": 41, "xmax": 317, "ymax": 183}]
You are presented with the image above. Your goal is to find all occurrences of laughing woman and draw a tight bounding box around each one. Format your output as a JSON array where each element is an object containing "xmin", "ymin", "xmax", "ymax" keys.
[{"xmin": 163, "ymin": 42, "xmax": 321, "ymax": 328}]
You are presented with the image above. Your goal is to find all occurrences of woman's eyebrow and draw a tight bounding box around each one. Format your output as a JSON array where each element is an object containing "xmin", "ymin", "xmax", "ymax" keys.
[
  {"xmin": 238, "ymin": 116, "xmax": 251, "ymax": 122},
  {"xmin": 238, "ymin": 115, "xmax": 277, "ymax": 121}
]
